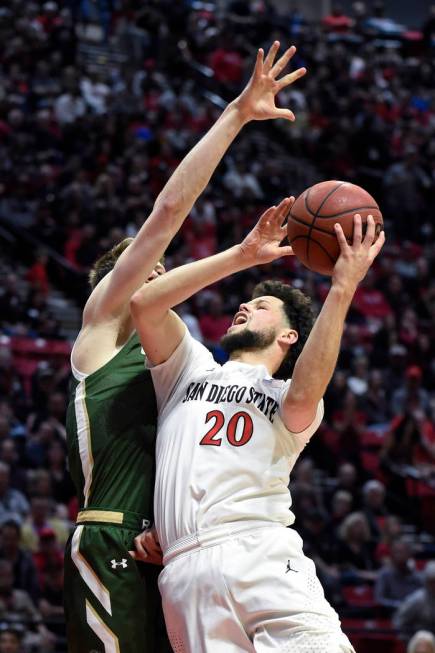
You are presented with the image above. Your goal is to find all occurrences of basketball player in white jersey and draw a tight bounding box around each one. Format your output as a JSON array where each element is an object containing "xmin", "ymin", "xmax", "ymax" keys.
[
  {"xmin": 130, "ymin": 201, "xmax": 385, "ymax": 652},
  {"xmin": 65, "ymin": 41, "xmax": 306, "ymax": 653}
]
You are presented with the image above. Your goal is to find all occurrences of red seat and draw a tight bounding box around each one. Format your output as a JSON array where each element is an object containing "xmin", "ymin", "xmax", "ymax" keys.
[
  {"xmin": 361, "ymin": 429, "xmax": 386, "ymax": 448},
  {"xmin": 342, "ymin": 584, "xmax": 375, "ymax": 607},
  {"xmin": 342, "ymin": 618, "xmax": 404, "ymax": 653}
]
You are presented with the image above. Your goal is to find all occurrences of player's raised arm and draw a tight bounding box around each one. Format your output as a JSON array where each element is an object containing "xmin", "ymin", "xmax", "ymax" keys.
[
  {"xmin": 85, "ymin": 42, "xmax": 306, "ymax": 323},
  {"xmin": 130, "ymin": 198, "xmax": 295, "ymax": 365},
  {"xmin": 281, "ymin": 214, "xmax": 385, "ymax": 434}
]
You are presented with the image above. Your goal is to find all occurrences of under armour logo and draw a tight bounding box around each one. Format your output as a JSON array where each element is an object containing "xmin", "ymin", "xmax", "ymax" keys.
[
  {"xmin": 110, "ymin": 559, "xmax": 128, "ymax": 569},
  {"xmin": 286, "ymin": 560, "xmax": 298, "ymax": 573}
]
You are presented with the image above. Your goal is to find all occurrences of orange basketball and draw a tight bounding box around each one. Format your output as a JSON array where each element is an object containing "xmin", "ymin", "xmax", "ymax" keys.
[{"xmin": 287, "ymin": 180, "xmax": 383, "ymax": 275}]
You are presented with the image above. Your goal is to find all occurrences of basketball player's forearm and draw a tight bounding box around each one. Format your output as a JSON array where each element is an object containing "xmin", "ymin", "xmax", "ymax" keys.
[
  {"xmin": 96, "ymin": 104, "xmax": 247, "ymax": 318},
  {"xmin": 289, "ymin": 284, "xmax": 354, "ymax": 404},
  {"xmin": 131, "ymin": 245, "xmax": 249, "ymax": 319},
  {"xmin": 152, "ymin": 102, "xmax": 247, "ymax": 223}
]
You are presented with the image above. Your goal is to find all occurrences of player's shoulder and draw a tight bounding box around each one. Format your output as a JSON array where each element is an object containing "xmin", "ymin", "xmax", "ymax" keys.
[
  {"xmin": 183, "ymin": 329, "xmax": 216, "ymax": 364},
  {"xmin": 82, "ymin": 271, "xmax": 115, "ymax": 325}
]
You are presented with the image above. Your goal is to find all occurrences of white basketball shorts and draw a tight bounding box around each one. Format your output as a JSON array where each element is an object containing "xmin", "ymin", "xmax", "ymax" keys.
[{"xmin": 158, "ymin": 522, "xmax": 355, "ymax": 653}]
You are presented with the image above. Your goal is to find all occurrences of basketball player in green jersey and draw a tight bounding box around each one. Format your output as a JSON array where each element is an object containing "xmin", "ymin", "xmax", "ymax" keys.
[{"xmin": 64, "ymin": 41, "xmax": 306, "ymax": 653}]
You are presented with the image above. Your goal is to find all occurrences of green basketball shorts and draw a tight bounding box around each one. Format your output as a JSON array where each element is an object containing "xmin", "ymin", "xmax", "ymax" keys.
[{"xmin": 64, "ymin": 509, "xmax": 170, "ymax": 653}]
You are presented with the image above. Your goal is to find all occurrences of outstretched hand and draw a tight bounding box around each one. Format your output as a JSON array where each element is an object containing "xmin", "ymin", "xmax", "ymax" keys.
[
  {"xmin": 332, "ymin": 214, "xmax": 385, "ymax": 291},
  {"xmin": 234, "ymin": 41, "xmax": 306, "ymax": 123},
  {"xmin": 239, "ymin": 197, "xmax": 295, "ymax": 265}
]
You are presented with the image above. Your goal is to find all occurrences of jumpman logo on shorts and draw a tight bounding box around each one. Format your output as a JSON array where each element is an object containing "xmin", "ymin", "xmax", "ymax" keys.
[{"xmin": 286, "ymin": 560, "xmax": 298, "ymax": 573}]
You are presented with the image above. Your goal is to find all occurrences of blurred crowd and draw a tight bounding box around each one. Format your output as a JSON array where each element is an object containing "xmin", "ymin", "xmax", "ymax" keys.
[{"xmin": 0, "ymin": 0, "xmax": 435, "ymax": 650}]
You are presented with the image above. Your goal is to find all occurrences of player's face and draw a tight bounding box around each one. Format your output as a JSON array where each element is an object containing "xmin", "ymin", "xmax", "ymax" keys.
[
  {"xmin": 227, "ymin": 295, "xmax": 288, "ymax": 337},
  {"xmin": 146, "ymin": 262, "xmax": 166, "ymax": 283}
]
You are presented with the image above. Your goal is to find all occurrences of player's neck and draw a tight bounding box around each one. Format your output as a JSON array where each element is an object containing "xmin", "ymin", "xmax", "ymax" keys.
[{"xmin": 228, "ymin": 349, "xmax": 277, "ymax": 375}]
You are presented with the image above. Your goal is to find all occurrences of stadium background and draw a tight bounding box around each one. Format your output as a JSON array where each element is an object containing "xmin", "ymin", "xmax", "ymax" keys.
[{"xmin": 0, "ymin": 0, "xmax": 434, "ymax": 651}]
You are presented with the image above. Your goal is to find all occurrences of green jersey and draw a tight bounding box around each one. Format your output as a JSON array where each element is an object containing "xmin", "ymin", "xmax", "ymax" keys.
[{"xmin": 66, "ymin": 333, "xmax": 157, "ymax": 520}]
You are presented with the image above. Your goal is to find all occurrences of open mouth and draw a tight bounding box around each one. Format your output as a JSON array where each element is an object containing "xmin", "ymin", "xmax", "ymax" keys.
[{"xmin": 232, "ymin": 312, "xmax": 248, "ymax": 326}]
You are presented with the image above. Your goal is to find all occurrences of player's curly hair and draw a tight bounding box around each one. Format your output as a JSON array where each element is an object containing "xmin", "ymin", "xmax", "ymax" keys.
[
  {"xmin": 88, "ymin": 238, "xmax": 134, "ymax": 289},
  {"xmin": 252, "ymin": 279, "xmax": 315, "ymax": 380}
]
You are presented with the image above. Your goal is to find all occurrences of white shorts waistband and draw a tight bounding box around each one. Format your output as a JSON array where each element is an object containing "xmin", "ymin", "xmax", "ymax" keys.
[{"xmin": 163, "ymin": 521, "xmax": 283, "ymax": 565}]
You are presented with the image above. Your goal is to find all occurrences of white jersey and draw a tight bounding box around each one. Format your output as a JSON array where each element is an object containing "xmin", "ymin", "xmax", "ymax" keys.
[{"xmin": 151, "ymin": 328, "xmax": 324, "ymax": 552}]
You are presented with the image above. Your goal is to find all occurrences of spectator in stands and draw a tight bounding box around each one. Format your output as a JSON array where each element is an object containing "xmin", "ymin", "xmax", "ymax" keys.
[
  {"xmin": 27, "ymin": 390, "xmax": 67, "ymax": 441},
  {"xmin": 324, "ymin": 370, "xmax": 348, "ymax": 421},
  {"xmin": 330, "ymin": 391, "xmax": 367, "ymax": 472},
  {"xmin": 0, "ymin": 352, "xmax": 25, "ymax": 409},
  {"xmin": 337, "ymin": 512, "xmax": 377, "ymax": 583},
  {"xmin": 361, "ymin": 479, "xmax": 388, "ymax": 541},
  {"xmin": 25, "ymin": 251, "xmax": 49, "ymax": 297},
  {"xmin": 38, "ymin": 561, "xmax": 64, "ymax": 637},
  {"xmin": 327, "ymin": 462, "xmax": 362, "ymax": 510},
  {"xmin": 209, "ymin": 35, "xmax": 243, "ymax": 87},
  {"xmin": 222, "ymin": 159, "xmax": 264, "ymax": 200},
  {"xmin": 20, "ymin": 497, "xmax": 69, "ymax": 552},
  {"xmin": 347, "ymin": 355, "xmax": 370, "ymax": 397},
  {"xmin": 32, "ymin": 527, "xmax": 63, "ymax": 589},
  {"xmin": 25, "ymin": 422, "xmax": 58, "ymax": 468},
  {"xmin": 54, "ymin": 83, "xmax": 86, "ymax": 125},
  {"xmin": 407, "ymin": 630, "xmax": 435, "ymax": 653},
  {"xmin": 0, "ymin": 275, "xmax": 24, "ymax": 330},
  {"xmin": 198, "ymin": 294, "xmax": 232, "ymax": 349},
  {"xmin": 322, "ymin": 3, "xmax": 353, "ymax": 32},
  {"xmin": 0, "ymin": 404, "xmax": 25, "ymax": 442},
  {"xmin": 0, "ymin": 559, "xmax": 55, "ymax": 651},
  {"xmin": 375, "ymin": 514, "xmax": 403, "ymax": 564},
  {"xmin": 363, "ymin": 369, "xmax": 390, "ymax": 425},
  {"xmin": 0, "ymin": 442, "xmax": 25, "ymax": 495},
  {"xmin": 374, "ymin": 539, "xmax": 422, "ymax": 614},
  {"xmin": 0, "ymin": 463, "xmax": 28, "ymax": 527},
  {"xmin": 394, "ymin": 561, "xmax": 435, "ymax": 639},
  {"xmin": 298, "ymin": 508, "xmax": 341, "ymax": 605},
  {"xmin": 27, "ymin": 470, "xmax": 53, "ymax": 501},
  {"xmin": 329, "ymin": 490, "xmax": 353, "ymax": 529},
  {"xmin": 381, "ymin": 411, "xmax": 435, "ymax": 519},
  {"xmin": 391, "ymin": 366, "xmax": 431, "ymax": 417},
  {"xmin": 290, "ymin": 458, "xmax": 325, "ymax": 518},
  {"xmin": 176, "ymin": 303, "xmax": 203, "ymax": 343},
  {"xmin": 45, "ymin": 442, "xmax": 75, "ymax": 507},
  {"xmin": 0, "ymin": 521, "xmax": 39, "ymax": 601},
  {"xmin": 0, "ymin": 0, "xmax": 435, "ymax": 646},
  {"xmin": 352, "ymin": 269, "xmax": 393, "ymax": 321},
  {"xmin": 0, "ymin": 624, "xmax": 25, "ymax": 653}
]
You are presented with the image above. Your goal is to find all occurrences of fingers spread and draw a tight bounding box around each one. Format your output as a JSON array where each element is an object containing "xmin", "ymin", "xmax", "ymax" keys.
[
  {"xmin": 363, "ymin": 214, "xmax": 375, "ymax": 246},
  {"xmin": 334, "ymin": 223, "xmax": 350, "ymax": 252},
  {"xmin": 259, "ymin": 206, "xmax": 277, "ymax": 224},
  {"xmin": 274, "ymin": 197, "xmax": 292, "ymax": 222},
  {"xmin": 370, "ymin": 230, "xmax": 385, "ymax": 259},
  {"xmin": 273, "ymin": 108, "xmax": 295, "ymax": 121},
  {"xmin": 254, "ymin": 48, "xmax": 264, "ymax": 77},
  {"xmin": 264, "ymin": 40, "xmax": 280, "ymax": 71},
  {"xmin": 282, "ymin": 196, "xmax": 295, "ymax": 223},
  {"xmin": 277, "ymin": 67, "xmax": 307, "ymax": 90},
  {"xmin": 270, "ymin": 45, "xmax": 296, "ymax": 78},
  {"xmin": 352, "ymin": 214, "xmax": 362, "ymax": 245}
]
